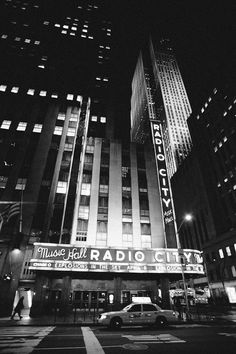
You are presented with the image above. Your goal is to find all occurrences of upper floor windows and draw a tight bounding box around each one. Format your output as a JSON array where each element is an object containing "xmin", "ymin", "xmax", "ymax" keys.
[{"xmin": 1, "ymin": 120, "xmax": 11, "ymax": 129}]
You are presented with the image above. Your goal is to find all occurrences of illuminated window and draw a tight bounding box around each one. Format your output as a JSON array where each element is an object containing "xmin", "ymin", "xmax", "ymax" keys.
[
  {"xmin": 56, "ymin": 181, "xmax": 67, "ymax": 194},
  {"xmin": 88, "ymin": 36, "xmax": 93, "ymax": 39},
  {"xmin": 61, "ymin": 30, "xmax": 67, "ymax": 34},
  {"xmin": 58, "ymin": 113, "xmax": 66, "ymax": 120},
  {"xmin": 70, "ymin": 32, "xmax": 75, "ymax": 36},
  {"xmin": 25, "ymin": 39, "xmax": 31, "ymax": 43},
  {"xmin": 43, "ymin": 21, "xmax": 49, "ymax": 25},
  {"xmin": 64, "ymin": 143, "xmax": 73, "ymax": 151},
  {"xmin": 1, "ymin": 120, "xmax": 11, "ymax": 129},
  {"xmin": 0, "ymin": 176, "xmax": 8, "ymax": 189},
  {"xmin": 55, "ymin": 24, "xmax": 60, "ymax": 27},
  {"xmin": 232, "ymin": 266, "xmax": 236, "ymax": 277},
  {"xmin": 11, "ymin": 87, "xmax": 19, "ymax": 93},
  {"xmin": 39, "ymin": 90, "xmax": 47, "ymax": 96},
  {"xmin": 51, "ymin": 93, "xmax": 58, "ymax": 98},
  {"xmin": 38, "ymin": 65, "xmax": 45, "ymax": 69},
  {"xmin": 219, "ymin": 249, "xmax": 224, "ymax": 258},
  {"xmin": 1, "ymin": 34, "xmax": 7, "ymax": 39},
  {"xmin": 76, "ymin": 95, "xmax": 82, "ymax": 102},
  {"xmin": 67, "ymin": 127, "xmax": 76, "ymax": 136},
  {"xmin": 100, "ymin": 116, "xmax": 106, "ymax": 123},
  {"xmin": 81, "ymin": 35, "xmax": 86, "ymax": 38},
  {"xmin": 141, "ymin": 235, "xmax": 151, "ymax": 248},
  {"xmin": 17, "ymin": 122, "xmax": 27, "ymax": 131},
  {"xmin": 71, "ymin": 26, "xmax": 77, "ymax": 31},
  {"xmin": 15, "ymin": 178, "xmax": 26, "ymax": 190},
  {"xmin": 15, "ymin": 37, "xmax": 21, "ymax": 41},
  {"xmin": 70, "ymin": 113, "xmax": 78, "ymax": 121},
  {"xmin": 54, "ymin": 126, "xmax": 63, "ymax": 135},
  {"xmin": 63, "ymin": 25, "xmax": 69, "ymax": 29},
  {"xmin": 91, "ymin": 115, "xmax": 97, "ymax": 122},
  {"xmin": 27, "ymin": 89, "xmax": 35, "ymax": 96},
  {"xmin": 67, "ymin": 94, "xmax": 74, "ymax": 101},
  {"xmin": 34, "ymin": 41, "xmax": 40, "ymax": 45},
  {"xmin": 81, "ymin": 183, "xmax": 91, "ymax": 196},
  {"xmin": 0, "ymin": 85, "xmax": 7, "ymax": 92},
  {"xmin": 78, "ymin": 206, "xmax": 89, "ymax": 219},
  {"xmin": 33, "ymin": 124, "xmax": 42, "ymax": 133},
  {"xmin": 226, "ymin": 246, "xmax": 231, "ymax": 256}
]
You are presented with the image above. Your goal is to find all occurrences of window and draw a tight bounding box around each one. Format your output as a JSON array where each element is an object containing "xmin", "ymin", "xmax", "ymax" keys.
[
  {"xmin": 67, "ymin": 94, "xmax": 74, "ymax": 101},
  {"xmin": 56, "ymin": 181, "xmax": 67, "ymax": 194},
  {"xmin": 143, "ymin": 304, "xmax": 157, "ymax": 311},
  {"xmin": 232, "ymin": 265, "xmax": 236, "ymax": 277},
  {"xmin": 1, "ymin": 120, "xmax": 11, "ymax": 129},
  {"xmin": 15, "ymin": 178, "xmax": 26, "ymax": 190},
  {"xmin": 54, "ymin": 126, "xmax": 63, "ymax": 135},
  {"xmin": 91, "ymin": 115, "xmax": 97, "ymax": 122},
  {"xmin": 70, "ymin": 113, "xmax": 78, "ymax": 121},
  {"xmin": 219, "ymin": 249, "xmax": 224, "ymax": 259},
  {"xmin": 67, "ymin": 127, "xmax": 76, "ymax": 136},
  {"xmin": 100, "ymin": 116, "xmax": 106, "ymax": 123},
  {"xmin": 51, "ymin": 93, "xmax": 58, "ymax": 98},
  {"xmin": 141, "ymin": 235, "xmax": 151, "ymax": 248},
  {"xmin": 39, "ymin": 90, "xmax": 47, "ymax": 97},
  {"xmin": 58, "ymin": 113, "xmax": 66, "ymax": 120},
  {"xmin": 0, "ymin": 176, "xmax": 8, "ymax": 189},
  {"xmin": 78, "ymin": 206, "xmax": 89, "ymax": 219},
  {"xmin": 226, "ymin": 246, "xmax": 231, "ymax": 256},
  {"xmin": 141, "ymin": 223, "xmax": 151, "ymax": 235},
  {"xmin": 81, "ymin": 183, "xmax": 91, "ymax": 196},
  {"xmin": 129, "ymin": 305, "xmax": 141, "ymax": 312},
  {"xmin": 27, "ymin": 89, "xmax": 35, "ymax": 96},
  {"xmin": 0, "ymin": 85, "xmax": 7, "ymax": 91},
  {"xmin": 11, "ymin": 87, "xmax": 19, "ymax": 93},
  {"xmin": 17, "ymin": 122, "xmax": 27, "ymax": 131},
  {"xmin": 33, "ymin": 124, "xmax": 42, "ymax": 133}
]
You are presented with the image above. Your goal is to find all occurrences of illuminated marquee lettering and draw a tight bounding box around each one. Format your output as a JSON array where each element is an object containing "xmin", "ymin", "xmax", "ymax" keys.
[
  {"xmin": 151, "ymin": 121, "xmax": 176, "ymax": 244},
  {"xmin": 29, "ymin": 243, "xmax": 204, "ymax": 275}
]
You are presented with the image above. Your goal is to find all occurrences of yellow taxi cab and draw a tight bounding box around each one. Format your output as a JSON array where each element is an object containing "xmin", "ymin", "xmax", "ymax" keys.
[{"xmin": 98, "ymin": 297, "xmax": 178, "ymax": 329}]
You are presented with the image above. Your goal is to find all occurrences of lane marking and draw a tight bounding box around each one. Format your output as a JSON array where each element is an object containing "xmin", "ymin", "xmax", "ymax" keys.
[{"xmin": 81, "ymin": 327, "xmax": 105, "ymax": 354}]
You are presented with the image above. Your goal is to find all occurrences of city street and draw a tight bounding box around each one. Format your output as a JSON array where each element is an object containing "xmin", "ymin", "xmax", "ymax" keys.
[{"xmin": 0, "ymin": 324, "xmax": 236, "ymax": 354}]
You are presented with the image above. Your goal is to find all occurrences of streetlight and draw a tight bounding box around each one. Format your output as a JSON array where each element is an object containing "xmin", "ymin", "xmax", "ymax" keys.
[{"xmin": 175, "ymin": 214, "xmax": 193, "ymax": 319}]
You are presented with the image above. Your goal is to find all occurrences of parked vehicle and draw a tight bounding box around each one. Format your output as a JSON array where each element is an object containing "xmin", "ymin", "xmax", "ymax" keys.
[{"xmin": 98, "ymin": 300, "xmax": 178, "ymax": 329}]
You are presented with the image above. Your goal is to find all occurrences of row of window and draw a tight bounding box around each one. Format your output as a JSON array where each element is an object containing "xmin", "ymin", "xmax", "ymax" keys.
[
  {"xmin": 0, "ymin": 120, "xmax": 77, "ymax": 136},
  {"xmin": 0, "ymin": 84, "xmax": 83, "ymax": 102},
  {"xmin": 1, "ymin": 34, "xmax": 40, "ymax": 45},
  {"xmin": 218, "ymin": 243, "xmax": 236, "ymax": 259}
]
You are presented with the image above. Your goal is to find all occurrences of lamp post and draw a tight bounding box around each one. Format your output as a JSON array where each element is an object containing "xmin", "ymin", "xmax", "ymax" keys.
[{"xmin": 175, "ymin": 214, "xmax": 192, "ymax": 318}]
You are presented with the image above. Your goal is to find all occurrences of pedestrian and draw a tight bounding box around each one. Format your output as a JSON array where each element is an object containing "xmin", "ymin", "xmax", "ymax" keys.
[
  {"xmin": 11, "ymin": 296, "xmax": 24, "ymax": 320},
  {"xmin": 174, "ymin": 296, "xmax": 183, "ymax": 320}
]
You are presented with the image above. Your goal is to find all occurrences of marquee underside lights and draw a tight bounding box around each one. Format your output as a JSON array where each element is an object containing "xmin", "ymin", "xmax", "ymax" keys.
[{"xmin": 29, "ymin": 243, "xmax": 204, "ymax": 275}]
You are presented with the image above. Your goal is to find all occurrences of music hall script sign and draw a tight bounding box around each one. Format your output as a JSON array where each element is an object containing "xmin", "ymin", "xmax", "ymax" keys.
[{"xmin": 29, "ymin": 243, "xmax": 204, "ymax": 275}]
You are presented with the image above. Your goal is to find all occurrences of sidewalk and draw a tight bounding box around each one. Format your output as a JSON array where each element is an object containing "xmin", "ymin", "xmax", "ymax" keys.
[{"xmin": 0, "ymin": 309, "xmax": 236, "ymax": 327}]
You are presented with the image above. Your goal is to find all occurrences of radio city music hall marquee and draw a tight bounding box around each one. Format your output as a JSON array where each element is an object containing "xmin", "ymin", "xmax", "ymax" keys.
[{"xmin": 29, "ymin": 243, "xmax": 204, "ymax": 274}]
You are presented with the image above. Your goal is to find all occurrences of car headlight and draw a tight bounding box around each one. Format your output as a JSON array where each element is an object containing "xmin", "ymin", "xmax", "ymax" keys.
[{"xmin": 100, "ymin": 314, "xmax": 108, "ymax": 320}]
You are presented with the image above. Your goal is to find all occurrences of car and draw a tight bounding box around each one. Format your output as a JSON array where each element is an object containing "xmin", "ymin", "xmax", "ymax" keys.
[{"xmin": 98, "ymin": 301, "xmax": 178, "ymax": 329}]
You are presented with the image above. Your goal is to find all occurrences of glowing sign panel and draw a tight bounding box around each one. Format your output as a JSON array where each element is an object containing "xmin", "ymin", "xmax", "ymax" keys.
[{"xmin": 29, "ymin": 243, "xmax": 204, "ymax": 275}]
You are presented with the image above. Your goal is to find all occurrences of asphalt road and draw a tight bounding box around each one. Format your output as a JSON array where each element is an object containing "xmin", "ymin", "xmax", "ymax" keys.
[{"xmin": 0, "ymin": 324, "xmax": 236, "ymax": 354}]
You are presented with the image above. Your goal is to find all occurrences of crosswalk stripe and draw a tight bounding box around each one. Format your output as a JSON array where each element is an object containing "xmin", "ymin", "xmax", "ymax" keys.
[{"xmin": 81, "ymin": 327, "xmax": 105, "ymax": 354}]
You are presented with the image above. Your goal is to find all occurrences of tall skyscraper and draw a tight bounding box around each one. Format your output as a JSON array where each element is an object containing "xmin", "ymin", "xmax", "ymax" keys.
[
  {"xmin": 0, "ymin": 2, "xmax": 203, "ymax": 318},
  {"xmin": 131, "ymin": 38, "xmax": 192, "ymax": 177}
]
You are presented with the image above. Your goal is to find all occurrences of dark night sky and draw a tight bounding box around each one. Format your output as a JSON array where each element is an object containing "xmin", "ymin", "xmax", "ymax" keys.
[{"xmin": 110, "ymin": 0, "xmax": 235, "ymax": 134}]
